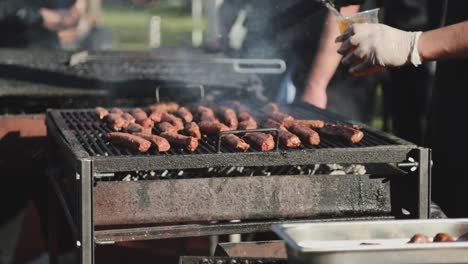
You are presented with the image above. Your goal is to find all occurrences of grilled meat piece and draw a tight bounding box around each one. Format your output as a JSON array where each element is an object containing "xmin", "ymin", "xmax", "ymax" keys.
[
  {"xmin": 121, "ymin": 112, "xmax": 136, "ymax": 124},
  {"xmin": 132, "ymin": 108, "xmax": 154, "ymax": 128},
  {"xmin": 262, "ymin": 102, "xmax": 280, "ymax": 113},
  {"xmin": 408, "ymin": 234, "xmax": 431, "ymax": 243},
  {"xmin": 284, "ymin": 120, "xmax": 325, "ymax": 130},
  {"xmin": 161, "ymin": 112, "xmax": 184, "ymax": 130},
  {"xmin": 268, "ymin": 111, "xmax": 294, "ymax": 122},
  {"xmin": 319, "ymin": 123, "xmax": 364, "ymax": 144},
  {"xmin": 105, "ymin": 113, "xmax": 126, "ymax": 131},
  {"xmin": 126, "ymin": 122, "xmax": 152, "ymax": 135},
  {"xmin": 264, "ymin": 119, "xmax": 301, "ymax": 148},
  {"xmin": 244, "ymin": 132, "xmax": 275, "ymax": 151},
  {"xmin": 218, "ymin": 107, "xmax": 238, "ymax": 130},
  {"xmin": 149, "ymin": 110, "xmax": 163, "ymax": 123},
  {"xmin": 222, "ymin": 134, "xmax": 250, "ymax": 152},
  {"xmin": 111, "ymin": 107, "xmax": 124, "ymax": 115},
  {"xmin": 95, "ymin": 107, "xmax": 109, "ymax": 119},
  {"xmin": 106, "ymin": 132, "xmax": 151, "ymax": 152},
  {"xmin": 133, "ymin": 132, "xmax": 170, "ymax": 152},
  {"xmin": 160, "ymin": 132, "xmax": 198, "ymax": 152},
  {"xmin": 288, "ymin": 124, "xmax": 320, "ymax": 145},
  {"xmin": 199, "ymin": 121, "xmax": 230, "ymax": 135},
  {"xmin": 433, "ymin": 233, "xmax": 455, "ymax": 242},
  {"xmin": 238, "ymin": 120, "xmax": 258, "ymax": 130},
  {"xmin": 185, "ymin": 122, "xmax": 201, "ymax": 140},
  {"xmin": 156, "ymin": 122, "xmax": 178, "ymax": 133},
  {"xmin": 149, "ymin": 102, "xmax": 179, "ymax": 113},
  {"xmin": 238, "ymin": 112, "xmax": 256, "ymax": 123},
  {"xmin": 176, "ymin": 107, "xmax": 194, "ymax": 123}
]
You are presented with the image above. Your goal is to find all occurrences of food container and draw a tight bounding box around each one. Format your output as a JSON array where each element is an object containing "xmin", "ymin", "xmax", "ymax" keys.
[{"xmin": 272, "ymin": 219, "xmax": 468, "ymax": 264}]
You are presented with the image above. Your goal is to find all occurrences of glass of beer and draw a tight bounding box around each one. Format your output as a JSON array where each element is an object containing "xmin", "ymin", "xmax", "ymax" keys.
[{"xmin": 337, "ymin": 8, "xmax": 382, "ymax": 77}]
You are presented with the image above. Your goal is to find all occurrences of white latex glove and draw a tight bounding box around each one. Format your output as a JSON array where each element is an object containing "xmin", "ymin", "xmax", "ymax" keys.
[{"xmin": 336, "ymin": 23, "xmax": 423, "ymax": 74}]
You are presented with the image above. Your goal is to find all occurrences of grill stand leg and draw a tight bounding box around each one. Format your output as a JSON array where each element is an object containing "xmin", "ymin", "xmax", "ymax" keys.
[
  {"xmin": 47, "ymin": 181, "xmax": 59, "ymax": 264},
  {"xmin": 417, "ymin": 148, "xmax": 431, "ymax": 219},
  {"xmin": 79, "ymin": 160, "xmax": 94, "ymax": 264}
]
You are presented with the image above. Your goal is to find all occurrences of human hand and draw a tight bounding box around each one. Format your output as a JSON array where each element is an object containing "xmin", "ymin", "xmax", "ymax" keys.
[
  {"xmin": 40, "ymin": 6, "xmax": 80, "ymax": 31},
  {"xmin": 336, "ymin": 23, "xmax": 423, "ymax": 75}
]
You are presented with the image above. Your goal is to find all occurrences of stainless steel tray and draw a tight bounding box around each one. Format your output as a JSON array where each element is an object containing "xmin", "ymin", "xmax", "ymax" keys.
[{"xmin": 272, "ymin": 219, "xmax": 468, "ymax": 264}]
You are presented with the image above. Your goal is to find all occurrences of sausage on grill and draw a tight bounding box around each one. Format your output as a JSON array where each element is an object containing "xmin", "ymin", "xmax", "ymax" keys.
[
  {"xmin": 262, "ymin": 102, "xmax": 280, "ymax": 113},
  {"xmin": 222, "ymin": 134, "xmax": 250, "ymax": 152},
  {"xmin": 319, "ymin": 123, "xmax": 364, "ymax": 144},
  {"xmin": 160, "ymin": 132, "xmax": 198, "ymax": 152},
  {"xmin": 149, "ymin": 102, "xmax": 179, "ymax": 113},
  {"xmin": 200, "ymin": 112, "xmax": 218, "ymax": 123},
  {"xmin": 95, "ymin": 107, "xmax": 109, "ymax": 119},
  {"xmin": 218, "ymin": 107, "xmax": 238, "ymax": 130},
  {"xmin": 268, "ymin": 111, "xmax": 294, "ymax": 122},
  {"xmin": 111, "ymin": 107, "xmax": 124, "ymax": 115},
  {"xmin": 244, "ymin": 132, "xmax": 275, "ymax": 151},
  {"xmin": 433, "ymin": 233, "xmax": 455, "ymax": 242},
  {"xmin": 156, "ymin": 122, "xmax": 178, "ymax": 133},
  {"xmin": 288, "ymin": 124, "xmax": 320, "ymax": 145},
  {"xmin": 149, "ymin": 110, "xmax": 163, "ymax": 123},
  {"xmin": 176, "ymin": 107, "xmax": 193, "ymax": 123},
  {"xmin": 184, "ymin": 122, "xmax": 201, "ymax": 140},
  {"xmin": 126, "ymin": 122, "xmax": 152, "ymax": 135},
  {"xmin": 408, "ymin": 234, "xmax": 431, "ymax": 243},
  {"xmin": 264, "ymin": 119, "xmax": 302, "ymax": 148},
  {"xmin": 238, "ymin": 120, "xmax": 258, "ymax": 130},
  {"xmin": 121, "ymin": 112, "xmax": 136, "ymax": 124},
  {"xmin": 285, "ymin": 120, "xmax": 325, "ymax": 130},
  {"xmin": 161, "ymin": 112, "xmax": 184, "ymax": 130},
  {"xmin": 105, "ymin": 113, "xmax": 126, "ymax": 131},
  {"xmin": 238, "ymin": 112, "xmax": 256, "ymax": 123},
  {"xmin": 199, "ymin": 121, "xmax": 230, "ymax": 135},
  {"xmin": 133, "ymin": 132, "xmax": 171, "ymax": 152},
  {"xmin": 132, "ymin": 108, "xmax": 154, "ymax": 128},
  {"xmin": 106, "ymin": 132, "xmax": 151, "ymax": 152}
]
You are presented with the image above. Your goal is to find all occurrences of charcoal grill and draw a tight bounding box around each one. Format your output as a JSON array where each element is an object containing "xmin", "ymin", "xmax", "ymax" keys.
[{"xmin": 46, "ymin": 97, "xmax": 430, "ymax": 264}]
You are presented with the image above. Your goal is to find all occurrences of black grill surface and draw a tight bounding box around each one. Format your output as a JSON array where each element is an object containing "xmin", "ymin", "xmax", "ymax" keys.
[{"xmin": 47, "ymin": 101, "xmax": 416, "ymax": 173}]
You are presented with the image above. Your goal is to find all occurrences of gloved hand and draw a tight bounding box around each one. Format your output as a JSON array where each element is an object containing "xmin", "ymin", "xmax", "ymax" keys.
[{"xmin": 336, "ymin": 23, "xmax": 423, "ymax": 74}]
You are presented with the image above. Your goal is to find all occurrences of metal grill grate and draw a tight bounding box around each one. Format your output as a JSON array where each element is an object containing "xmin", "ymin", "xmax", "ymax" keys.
[{"xmin": 60, "ymin": 102, "xmax": 400, "ymax": 158}]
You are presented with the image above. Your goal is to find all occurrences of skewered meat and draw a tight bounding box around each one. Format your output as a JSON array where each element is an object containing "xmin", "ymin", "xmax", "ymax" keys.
[
  {"xmin": 133, "ymin": 133, "xmax": 170, "ymax": 152},
  {"xmin": 319, "ymin": 123, "xmax": 364, "ymax": 144},
  {"xmin": 160, "ymin": 132, "xmax": 198, "ymax": 152},
  {"xmin": 95, "ymin": 107, "xmax": 109, "ymax": 119},
  {"xmin": 244, "ymin": 132, "xmax": 275, "ymax": 151},
  {"xmin": 176, "ymin": 107, "xmax": 193, "ymax": 123},
  {"xmin": 106, "ymin": 132, "xmax": 151, "ymax": 152},
  {"xmin": 222, "ymin": 134, "xmax": 250, "ymax": 152},
  {"xmin": 288, "ymin": 124, "xmax": 320, "ymax": 145},
  {"xmin": 185, "ymin": 122, "xmax": 201, "ymax": 140}
]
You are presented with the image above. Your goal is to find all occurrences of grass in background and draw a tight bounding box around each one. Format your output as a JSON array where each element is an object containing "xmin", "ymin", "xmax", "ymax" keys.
[{"xmin": 102, "ymin": 2, "xmax": 194, "ymax": 50}]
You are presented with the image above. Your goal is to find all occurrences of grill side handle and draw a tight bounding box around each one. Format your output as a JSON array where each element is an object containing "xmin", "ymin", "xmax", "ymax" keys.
[{"xmin": 216, "ymin": 128, "xmax": 280, "ymax": 153}]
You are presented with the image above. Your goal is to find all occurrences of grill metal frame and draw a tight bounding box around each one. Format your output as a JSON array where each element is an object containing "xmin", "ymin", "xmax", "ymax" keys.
[{"xmin": 45, "ymin": 102, "xmax": 431, "ymax": 264}]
